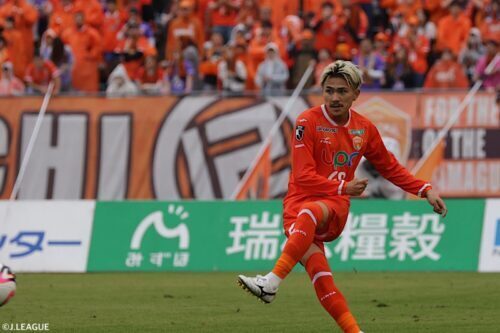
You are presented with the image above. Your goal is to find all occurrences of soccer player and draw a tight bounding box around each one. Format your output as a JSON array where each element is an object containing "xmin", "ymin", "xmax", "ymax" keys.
[{"xmin": 237, "ymin": 60, "xmax": 447, "ymax": 333}]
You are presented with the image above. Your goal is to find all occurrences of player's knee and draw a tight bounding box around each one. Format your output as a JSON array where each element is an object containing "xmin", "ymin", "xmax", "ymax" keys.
[{"xmin": 298, "ymin": 202, "xmax": 327, "ymax": 230}]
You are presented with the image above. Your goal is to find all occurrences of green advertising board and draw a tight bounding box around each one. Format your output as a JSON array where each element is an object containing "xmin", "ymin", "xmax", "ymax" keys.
[{"xmin": 87, "ymin": 199, "xmax": 484, "ymax": 272}]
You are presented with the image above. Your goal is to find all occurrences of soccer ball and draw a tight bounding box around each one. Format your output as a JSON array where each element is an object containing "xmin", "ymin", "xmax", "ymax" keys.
[{"xmin": 0, "ymin": 264, "xmax": 16, "ymax": 307}]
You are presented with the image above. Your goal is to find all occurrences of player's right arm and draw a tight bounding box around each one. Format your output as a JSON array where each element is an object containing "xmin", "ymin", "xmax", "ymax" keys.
[{"xmin": 291, "ymin": 114, "xmax": 347, "ymax": 196}]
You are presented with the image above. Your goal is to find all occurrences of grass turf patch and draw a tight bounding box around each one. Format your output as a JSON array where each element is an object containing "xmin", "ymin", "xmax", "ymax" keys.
[{"xmin": 2, "ymin": 272, "xmax": 499, "ymax": 332}]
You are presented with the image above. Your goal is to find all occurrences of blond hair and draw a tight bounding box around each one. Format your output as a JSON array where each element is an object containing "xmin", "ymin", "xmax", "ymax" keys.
[{"xmin": 320, "ymin": 60, "xmax": 363, "ymax": 90}]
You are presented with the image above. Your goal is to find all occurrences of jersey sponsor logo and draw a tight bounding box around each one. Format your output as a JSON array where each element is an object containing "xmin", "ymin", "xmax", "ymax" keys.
[
  {"xmin": 349, "ymin": 129, "xmax": 365, "ymax": 135},
  {"xmin": 298, "ymin": 118, "xmax": 308, "ymax": 123},
  {"xmin": 296, "ymin": 125, "xmax": 305, "ymax": 141},
  {"xmin": 322, "ymin": 149, "xmax": 360, "ymax": 168},
  {"xmin": 352, "ymin": 136, "xmax": 363, "ymax": 151},
  {"xmin": 316, "ymin": 126, "xmax": 337, "ymax": 133}
]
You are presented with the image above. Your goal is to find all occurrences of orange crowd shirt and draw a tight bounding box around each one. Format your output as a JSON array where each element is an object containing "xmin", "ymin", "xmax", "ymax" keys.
[
  {"xmin": 2, "ymin": 27, "xmax": 25, "ymax": 79},
  {"xmin": 165, "ymin": 16, "xmax": 204, "ymax": 60},
  {"xmin": 437, "ymin": 13, "xmax": 471, "ymax": 55},
  {"xmin": 24, "ymin": 60, "xmax": 59, "ymax": 85},
  {"xmin": 0, "ymin": 0, "xmax": 38, "ymax": 64},
  {"xmin": 283, "ymin": 105, "xmax": 430, "ymax": 216},
  {"xmin": 423, "ymin": 59, "xmax": 469, "ymax": 88},
  {"xmin": 62, "ymin": 25, "xmax": 102, "ymax": 92}
]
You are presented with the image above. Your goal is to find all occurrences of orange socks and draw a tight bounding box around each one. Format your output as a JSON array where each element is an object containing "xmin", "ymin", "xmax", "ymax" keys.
[
  {"xmin": 305, "ymin": 252, "xmax": 360, "ymax": 333},
  {"xmin": 271, "ymin": 203, "xmax": 322, "ymax": 279}
]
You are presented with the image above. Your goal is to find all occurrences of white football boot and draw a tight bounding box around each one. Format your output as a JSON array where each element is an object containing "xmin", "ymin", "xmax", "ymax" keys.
[{"xmin": 237, "ymin": 274, "xmax": 278, "ymax": 304}]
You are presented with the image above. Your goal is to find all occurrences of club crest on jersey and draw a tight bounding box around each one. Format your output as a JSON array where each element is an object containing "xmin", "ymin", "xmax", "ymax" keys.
[
  {"xmin": 296, "ymin": 125, "xmax": 305, "ymax": 141},
  {"xmin": 352, "ymin": 136, "xmax": 363, "ymax": 151}
]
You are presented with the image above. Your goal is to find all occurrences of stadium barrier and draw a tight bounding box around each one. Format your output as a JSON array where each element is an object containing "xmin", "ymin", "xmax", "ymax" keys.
[
  {"xmin": 0, "ymin": 91, "xmax": 497, "ymax": 200},
  {"xmin": 1, "ymin": 199, "xmax": 498, "ymax": 273}
]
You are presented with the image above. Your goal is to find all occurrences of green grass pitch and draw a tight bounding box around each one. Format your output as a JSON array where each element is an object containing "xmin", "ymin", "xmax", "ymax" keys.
[{"xmin": 2, "ymin": 272, "xmax": 499, "ymax": 332}]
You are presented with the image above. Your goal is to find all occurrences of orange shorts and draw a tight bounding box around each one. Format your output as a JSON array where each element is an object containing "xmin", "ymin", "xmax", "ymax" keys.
[{"xmin": 283, "ymin": 196, "xmax": 350, "ymax": 244}]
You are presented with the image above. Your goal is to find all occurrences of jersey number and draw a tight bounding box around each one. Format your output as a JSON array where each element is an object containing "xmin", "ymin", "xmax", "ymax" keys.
[{"xmin": 328, "ymin": 171, "xmax": 346, "ymax": 181}]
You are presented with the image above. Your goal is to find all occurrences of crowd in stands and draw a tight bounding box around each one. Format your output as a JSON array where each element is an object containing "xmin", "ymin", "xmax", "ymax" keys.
[{"xmin": 0, "ymin": 0, "xmax": 497, "ymax": 96}]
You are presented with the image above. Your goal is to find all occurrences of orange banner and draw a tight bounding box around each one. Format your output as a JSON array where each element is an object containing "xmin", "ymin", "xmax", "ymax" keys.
[{"xmin": 0, "ymin": 91, "xmax": 496, "ymax": 199}]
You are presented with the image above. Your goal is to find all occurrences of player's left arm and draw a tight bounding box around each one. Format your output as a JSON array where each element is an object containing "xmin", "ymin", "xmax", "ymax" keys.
[{"xmin": 363, "ymin": 124, "xmax": 447, "ymax": 217}]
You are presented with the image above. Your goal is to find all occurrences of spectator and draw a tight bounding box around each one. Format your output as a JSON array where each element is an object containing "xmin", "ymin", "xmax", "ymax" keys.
[
  {"xmin": 106, "ymin": 63, "xmax": 139, "ymax": 97},
  {"xmin": 48, "ymin": 0, "xmax": 75, "ymax": 35},
  {"xmin": 165, "ymin": 1, "xmax": 204, "ymax": 61},
  {"xmin": 0, "ymin": 61, "xmax": 24, "ymax": 96},
  {"xmin": 40, "ymin": 30, "xmax": 74, "ymax": 92},
  {"xmin": 384, "ymin": 46, "xmax": 416, "ymax": 90},
  {"xmin": 0, "ymin": 36, "xmax": 9, "ymax": 68},
  {"xmin": 218, "ymin": 45, "xmax": 247, "ymax": 93},
  {"xmin": 2, "ymin": 16, "xmax": 25, "ymax": 79},
  {"xmin": 289, "ymin": 29, "xmax": 316, "ymax": 88},
  {"xmin": 74, "ymin": 0, "xmax": 104, "ymax": 30},
  {"xmin": 477, "ymin": 0, "xmax": 499, "ymax": 43},
  {"xmin": 237, "ymin": 0, "xmax": 259, "ymax": 26},
  {"xmin": 115, "ymin": 22, "xmax": 156, "ymax": 79},
  {"xmin": 229, "ymin": 23, "xmax": 252, "ymax": 47},
  {"xmin": 207, "ymin": 0, "xmax": 239, "ymax": 43},
  {"xmin": 259, "ymin": 0, "xmax": 301, "ymax": 29},
  {"xmin": 459, "ymin": 27, "xmax": 485, "ymax": 85},
  {"xmin": 183, "ymin": 38, "xmax": 201, "ymax": 90},
  {"xmin": 301, "ymin": 0, "xmax": 343, "ymax": 19},
  {"xmin": 312, "ymin": 2, "xmax": 342, "ymax": 56},
  {"xmin": 126, "ymin": 7, "xmax": 154, "ymax": 46},
  {"xmin": 338, "ymin": 0, "xmax": 368, "ymax": 49},
  {"xmin": 164, "ymin": 49, "xmax": 195, "ymax": 94},
  {"xmin": 233, "ymin": 42, "xmax": 253, "ymax": 90},
  {"xmin": 437, "ymin": 1, "xmax": 471, "ymax": 55},
  {"xmin": 382, "ymin": 0, "xmax": 421, "ymax": 22},
  {"xmin": 248, "ymin": 20, "xmax": 284, "ymax": 87},
  {"xmin": 134, "ymin": 55, "xmax": 167, "ymax": 94},
  {"xmin": 62, "ymin": 11, "xmax": 102, "ymax": 92},
  {"xmin": 353, "ymin": 38, "xmax": 386, "ymax": 89},
  {"xmin": 333, "ymin": 41, "xmax": 352, "ymax": 60},
  {"xmin": 314, "ymin": 48, "xmax": 333, "ymax": 89},
  {"xmin": 415, "ymin": 8, "xmax": 437, "ymax": 42},
  {"xmin": 395, "ymin": 15, "xmax": 430, "ymax": 87},
  {"xmin": 0, "ymin": 0, "xmax": 38, "ymax": 67},
  {"xmin": 254, "ymin": 42, "xmax": 289, "ymax": 95},
  {"xmin": 423, "ymin": 0, "xmax": 449, "ymax": 24},
  {"xmin": 424, "ymin": 48, "xmax": 469, "ymax": 89},
  {"xmin": 102, "ymin": 0, "xmax": 128, "ymax": 61},
  {"xmin": 50, "ymin": 0, "xmax": 104, "ymax": 33},
  {"xmin": 24, "ymin": 52, "xmax": 61, "ymax": 94},
  {"xmin": 373, "ymin": 32, "xmax": 390, "ymax": 62},
  {"xmin": 199, "ymin": 40, "xmax": 221, "ymax": 91},
  {"xmin": 280, "ymin": 15, "xmax": 302, "ymax": 69},
  {"xmin": 474, "ymin": 38, "xmax": 499, "ymax": 91}
]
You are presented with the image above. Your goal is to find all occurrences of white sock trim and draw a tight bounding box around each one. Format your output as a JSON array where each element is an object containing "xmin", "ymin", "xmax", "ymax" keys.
[
  {"xmin": 311, "ymin": 271, "xmax": 332, "ymax": 284},
  {"xmin": 298, "ymin": 209, "xmax": 317, "ymax": 225}
]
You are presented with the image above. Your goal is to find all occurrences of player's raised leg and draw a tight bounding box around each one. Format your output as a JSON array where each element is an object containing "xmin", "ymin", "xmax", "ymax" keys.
[
  {"xmin": 238, "ymin": 201, "xmax": 327, "ymax": 303},
  {"xmin": 302, "ymin": 244, "xmax": 362, "ymax": 333}
]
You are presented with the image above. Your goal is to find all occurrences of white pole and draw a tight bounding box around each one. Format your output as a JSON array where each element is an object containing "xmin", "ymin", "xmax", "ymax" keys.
[
  {"xmin": 10, "ymin": 81, "xmax": 55, "ymax": 200},
  {"xmin": 230, "ymin": 63, "xmax": 314, "ymax": 199},
  {"xmin": 411, "ymin": 55, "xmax": 499, "ymax": 175}
]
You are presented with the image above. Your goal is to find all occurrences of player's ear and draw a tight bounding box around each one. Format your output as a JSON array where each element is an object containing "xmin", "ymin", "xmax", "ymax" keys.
[{"xmin": 353, "ymin": 89, "xmax": 360, "ymax": 100}]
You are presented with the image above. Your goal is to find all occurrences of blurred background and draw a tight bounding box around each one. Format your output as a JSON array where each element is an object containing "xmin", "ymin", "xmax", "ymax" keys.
[{"xmin": 0, "ymin": 0, "xmax": 498, "ymax": 275}]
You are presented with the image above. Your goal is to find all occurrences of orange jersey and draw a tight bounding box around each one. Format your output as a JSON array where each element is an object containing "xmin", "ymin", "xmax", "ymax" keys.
[{"xmin": 283, "ymin": 105, "xmax": 430, "ymax": 222}]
